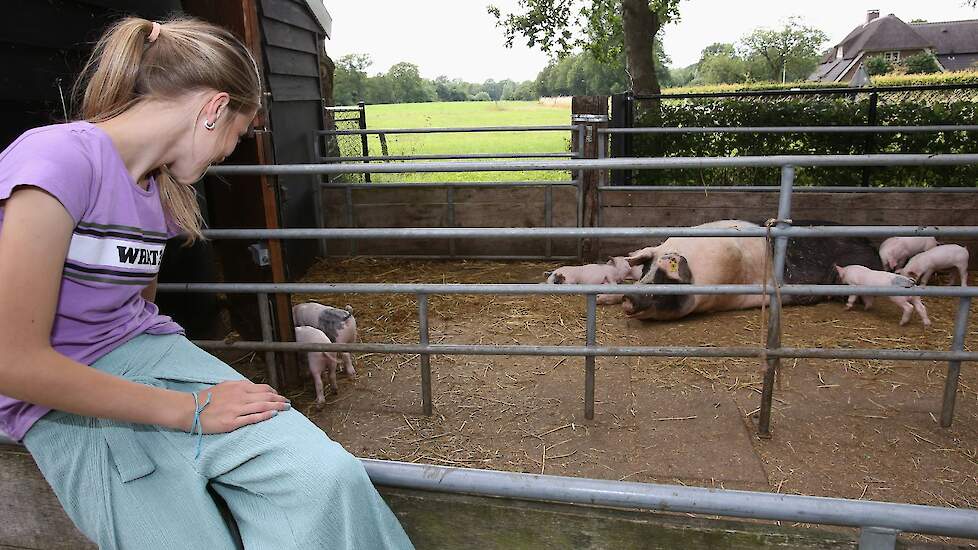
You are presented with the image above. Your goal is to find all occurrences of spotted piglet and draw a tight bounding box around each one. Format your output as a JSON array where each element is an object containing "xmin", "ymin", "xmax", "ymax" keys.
[
  {"xmin": 834, "ymin": 264, "xmax": 930, "ymax": 327},
  {"xmin": 293, "ymin": 325, "xmax": 338, "ymax": 405},
  {"xmin": 293, "ymin": 302, "xmax": 358, "ymax": 390},
  {"xmin": 898, "ymin": 244, "xmax": 969, "ymax": 287}
]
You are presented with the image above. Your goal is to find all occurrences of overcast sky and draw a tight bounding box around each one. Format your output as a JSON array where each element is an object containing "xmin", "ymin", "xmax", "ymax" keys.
[{"xmin": 324, "ymin": 1, "xmax": 978, "ymax": 82}]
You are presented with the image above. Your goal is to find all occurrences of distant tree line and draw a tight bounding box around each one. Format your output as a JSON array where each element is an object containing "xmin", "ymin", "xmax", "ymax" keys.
[
  {"xmin": 332, "ymin": 54, "xmax": 537, "ymax": 105},
  {"xmin": 331, "ymin": 18, "xmax": 836, "ymax": 104}
]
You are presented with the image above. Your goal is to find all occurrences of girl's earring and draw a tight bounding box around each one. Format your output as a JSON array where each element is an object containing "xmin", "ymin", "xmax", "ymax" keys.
[{"xmin": 204, "ymin": 120, "xmax": 216, "ymax": 131}]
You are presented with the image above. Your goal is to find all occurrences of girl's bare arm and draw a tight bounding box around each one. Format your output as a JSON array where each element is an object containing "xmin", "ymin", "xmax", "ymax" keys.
[{"xmin": 0, "ymin": 188, "xmax": 287, "ymax": 433}]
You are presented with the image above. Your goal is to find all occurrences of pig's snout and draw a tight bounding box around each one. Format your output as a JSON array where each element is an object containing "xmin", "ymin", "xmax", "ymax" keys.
[{"xmin": 622, "ymin": 294, "xmax": 649, "ymax": 315}]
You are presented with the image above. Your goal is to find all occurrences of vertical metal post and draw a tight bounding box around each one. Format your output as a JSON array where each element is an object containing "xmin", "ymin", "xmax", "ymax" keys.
[
  {"xmin": 309, "ymin": 134, "xmax": 327, "ymax": 258},
  {"xmin": 576, "ymin": 124, "xmax": 586, "ymax": 261},
  {"xmin": 577, "ymin": 124, "xmax": 585, "ymax": 160},
  {"xmin": 861, "ymin": 92, "xmax": 879, "ymax": 187},
  {"xmin": 544, "ymin": 184, "xmax": 553, "ymax": 259},
  {"xmin": 584, "ymin": 293, "xmax": 597, "ymax": 420},
  {"xmin": 447, "ymin": 186, "xmax": 457, "ymax": 259},
  {"xmin": 609, "ymin": 93, "xmax": 626, "ymax": 186},
  {"xmin": 418, "ymin": 294, "xmax": 432, "ymax": 416},
  {"xmin": 596, "ymin": 130, "xmax": 607, "ymax": 258},
  {"xmin": 576, "ymin": 178, "xmax": 584, "ymax": 261},
  {"xmin": 345, "ymin": 185, "xmax": 357, "ymax": 256},
  {"xmin": 758, "ymin": 165, "xmax": 795, "ymax": 437},
  {"xmin": 257, "ymin": 292, "xmax": 279, "ymax": 389},
  {"xmin": 858, "ymin": 526, "xmax": 898, "ymax": 550},
  {"xmin": 357, "ymin": 101, "xmax": 371, "ymax": 183},
  {"xmin": 941, "ymin": 296, "xmax": 971, "ymax": 427}
]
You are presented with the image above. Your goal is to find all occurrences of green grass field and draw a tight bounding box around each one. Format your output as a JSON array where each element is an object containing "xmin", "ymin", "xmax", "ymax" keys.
[{"xmin": 353, "ymin": 101, "xmax": 572, "ymax": 182}]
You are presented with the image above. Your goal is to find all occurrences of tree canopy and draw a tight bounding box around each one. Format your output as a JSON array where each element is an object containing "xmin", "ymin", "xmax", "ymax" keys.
[
  {"xmin": 738, "ymin": 17, "xmax": 828, "ymax": 82},
  {"xmin": 488, "ymin": 0, "xmax": 681, "ymax": 95},
  {"xmin": 675, "ymin": 19, "xmax": 828, "ymax": 86}
]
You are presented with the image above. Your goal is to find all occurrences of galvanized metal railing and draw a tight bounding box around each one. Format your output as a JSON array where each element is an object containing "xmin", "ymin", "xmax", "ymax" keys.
[
  {"xmin": 2, "ymin": 429, "xmax": 974, "ymax": 547},
  {"xmin": 362, "ymin": 459, "xmax": 978, "ymax": 546},
  {"xmin": 313, "ymin": 124, "xmax": 582, "ymax": 162},
  {"xmin": 200, "ymin": 154, "xmax": 978, "ymax": 439},
  {"xmin": 595, "ymin": 123, "xmax": 978, "ymax": 189},
  {"xmin": 46, "ymin": 153, "xmax": 978, "ymax": 549},
  {"xmin": 314, "ymin": 178, "xmax": 582, "ymax": 261},
  {"xmin": 600, "ymin": 125, "xmax": 978, "ymax": 135},
  {"xmin": 310, "ymin": 124, "xmax": 586, "ymax": 259}
]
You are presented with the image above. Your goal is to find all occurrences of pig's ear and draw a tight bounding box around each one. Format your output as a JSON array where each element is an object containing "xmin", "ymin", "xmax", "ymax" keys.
[
  {"xmin": 625, "ymin": 254, "xmax": 647, "ymax": 266},
  {"xmin": 606, "ymin": 256, "xmax": 617, "ymax": 265},
  {"xmin": 543, "ymin": 271, "xmax": 553, "ymax": 277},
  {"xmin": 626, "ymin": 246, "xmax": 656, "ymax": 266}
]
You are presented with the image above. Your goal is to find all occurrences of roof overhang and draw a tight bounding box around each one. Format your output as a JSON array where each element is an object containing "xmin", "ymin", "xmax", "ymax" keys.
[{"xmin": 304, "ymin": 0, "xmax": 332, "ymax": 38}]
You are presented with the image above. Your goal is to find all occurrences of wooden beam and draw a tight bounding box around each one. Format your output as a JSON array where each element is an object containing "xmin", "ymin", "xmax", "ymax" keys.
[{"xmin": 572, "ymin": 95, "xmax": 609, "ymax": 261}]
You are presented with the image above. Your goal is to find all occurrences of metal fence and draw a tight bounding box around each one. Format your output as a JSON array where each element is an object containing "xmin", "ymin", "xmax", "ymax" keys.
[
  {"xmin": 323, "ymin": 102, "xmax": 369, "ymax": 182},
  {"xmin": 157, "ymin": 153, "xmax": 978, "ymax": 549},
  {"xmin": 593, "ymin": 124, "xmax": 978, "ymax": 234},
  {"xmin": 309, "ymin": 124, "xmax": 586, "ymax": 259},
  {"xmin": 362, "ymin": 459, "xmax": 978, "ymax": 547},
  {"xmin": 176, "ymin": 153, "xmax": 978, "ymax": 441},
  {"xmin": 609, "ymin": 84, "xmax": 978, "ymax": 186}
]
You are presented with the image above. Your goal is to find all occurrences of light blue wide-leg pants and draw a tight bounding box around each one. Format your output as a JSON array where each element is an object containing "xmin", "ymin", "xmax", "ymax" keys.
[{"xmin": 23, "ymin": 333, "xmax": 414, "ymax": 550}]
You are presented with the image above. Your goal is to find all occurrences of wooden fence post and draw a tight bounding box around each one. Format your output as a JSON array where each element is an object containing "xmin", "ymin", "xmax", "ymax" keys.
[{"xmin": 572, "ymin": 96, "xmax": 609, "ymax": 262}]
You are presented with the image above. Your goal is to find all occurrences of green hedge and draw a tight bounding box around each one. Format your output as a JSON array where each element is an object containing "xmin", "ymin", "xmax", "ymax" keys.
[
  {"xmin": 660, "ymin": 71, "xmax": 978, "ymax": 95},
  {"xmin": 629, "ymin": 93, "xmax": 978, "ymax": 187}
]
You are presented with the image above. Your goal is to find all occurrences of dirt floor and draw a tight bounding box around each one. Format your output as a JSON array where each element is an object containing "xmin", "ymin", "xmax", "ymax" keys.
[{"xmin": 235, "ymin": 257, "xmax": 978, "ymax": 541}]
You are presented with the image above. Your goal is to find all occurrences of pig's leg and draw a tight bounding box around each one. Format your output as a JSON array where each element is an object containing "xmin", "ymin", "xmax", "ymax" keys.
[
  {"xmin": 911, "ymin": 297, "xmax": 931, "ymax": 326},
  {"xmin": 307, "ymin": 352, "xmax": 327, "ymax": 405},
  {"xmin": 862, "ymin": 296, "xmax": 874, "ymax": 311},
  {"xmin": 918, "ymin": 270, "xmax": 933, "ymax": 288},
  {"xmin": 597, "ymin": 278, "xmax": 624, "ymax": 305},
  {"xmin": 845, "ymin": 294, "xmax": 859, "ymax": 310},
  {"xmin": 342, "ymin": 352, "xmax": 356, "ymax": 377},
  {"xmin": 325, "ymin": 353, "xmax": 339, "ymax": 394},
  {"xmin": 957, "ymin": 264, "xmax": 969, "ymax": 287},
  {"xmin": 597, "ymin": 293, "xmax": 624, "ymax": 305},
  {"xmin": 889, "ymin": 297, "xmax": 917, "ymax": 326}
]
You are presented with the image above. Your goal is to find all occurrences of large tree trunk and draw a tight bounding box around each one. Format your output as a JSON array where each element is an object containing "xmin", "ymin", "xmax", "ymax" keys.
[{"xmin": 620, "ymin": 0, "xmax": 661, "ymax": 96}]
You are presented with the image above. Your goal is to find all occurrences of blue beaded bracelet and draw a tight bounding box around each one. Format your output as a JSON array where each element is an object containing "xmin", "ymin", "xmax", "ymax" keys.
[{"xmin": 190, "ymin": 391, "xmax": 212, "ymax": 460}]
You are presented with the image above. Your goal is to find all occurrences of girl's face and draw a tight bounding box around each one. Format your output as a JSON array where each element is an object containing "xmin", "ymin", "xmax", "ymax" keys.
[{"xmin": 169, "ymin": 95, "xmax": 257, "ymax": 184}]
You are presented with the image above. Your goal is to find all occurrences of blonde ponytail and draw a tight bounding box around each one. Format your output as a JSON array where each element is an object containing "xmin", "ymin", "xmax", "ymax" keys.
[{"xmin": 73, "ymin": 17, "xmax": 262, "ymax": 243}]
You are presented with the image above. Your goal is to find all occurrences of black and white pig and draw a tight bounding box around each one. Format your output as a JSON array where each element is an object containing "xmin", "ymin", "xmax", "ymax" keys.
[
  {"xmin": 293, "ymin": 302, "xmax": 358, "ymax": 399},
  {"xmin": 621, "ymin": 219, "xmax": 884, "ymax": 321}
]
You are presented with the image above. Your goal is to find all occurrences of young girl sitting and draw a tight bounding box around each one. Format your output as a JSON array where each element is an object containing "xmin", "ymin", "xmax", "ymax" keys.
[{"xmin": 0, "ymin": 17, "xmax": 413, "ymax": 549}]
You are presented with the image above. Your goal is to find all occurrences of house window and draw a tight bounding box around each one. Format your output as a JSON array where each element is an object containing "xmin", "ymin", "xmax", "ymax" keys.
[{"xmin": 882, "ymin": 51, "xmax": 901, "ymax": 62}]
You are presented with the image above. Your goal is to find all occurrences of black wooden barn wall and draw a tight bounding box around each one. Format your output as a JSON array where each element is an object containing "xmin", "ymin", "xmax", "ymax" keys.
[
  {"xmin": 257, "ymin": 0, "xmax": 326, "ymax": 278},
  {"xmin": 0, "ymin": 0, "xmax": 182, "ymax": 148},
  {"xmin": 1, "ymin": 0, "xmax": 332, "ymax": 340}
]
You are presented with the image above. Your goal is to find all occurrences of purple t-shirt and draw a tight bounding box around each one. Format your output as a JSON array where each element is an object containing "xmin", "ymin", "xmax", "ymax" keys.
[{"xmin": 0, "ymin": 121, "xmax": 184, "ymax": 441}]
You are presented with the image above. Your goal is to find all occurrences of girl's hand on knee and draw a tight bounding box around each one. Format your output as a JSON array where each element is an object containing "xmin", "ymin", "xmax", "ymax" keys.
[{"xmin": 190, "ymin": 380, "xmax": 291, "ymax": 433}]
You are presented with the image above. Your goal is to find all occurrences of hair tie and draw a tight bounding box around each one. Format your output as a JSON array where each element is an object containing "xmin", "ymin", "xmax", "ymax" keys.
[{"xmin": 147, "ymin": 22, "xmax": 162, "ymax": 43}]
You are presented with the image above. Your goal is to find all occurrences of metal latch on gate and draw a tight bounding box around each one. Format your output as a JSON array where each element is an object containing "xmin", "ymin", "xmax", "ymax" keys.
[{"xmin": 248, "ymin": 243, "xmax": 271, "ymax": 267}]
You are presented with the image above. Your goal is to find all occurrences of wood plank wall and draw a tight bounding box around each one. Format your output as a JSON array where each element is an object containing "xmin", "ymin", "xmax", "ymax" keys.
[
  {"xmin": 598, "ymin": 190, "xmax": 978, "ymax": 266},
  {"xmin": 321, "ymin": 186, "xmax": 580, "ymax": 257},
  {"xmin": 319, "ymin": 187, "xmax": 978, "ymax": 267}
]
